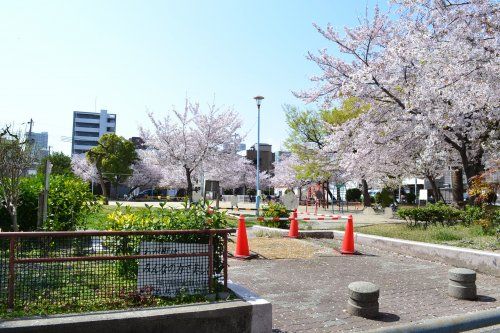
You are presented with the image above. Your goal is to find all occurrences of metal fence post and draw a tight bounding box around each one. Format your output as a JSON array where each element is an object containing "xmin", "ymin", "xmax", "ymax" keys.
[
  {"xmin": 223, "ymin": 232, "xmax": 228, "ymax": 289},
  {"xmin": 8, "ymin": 237, "xmax": 16, "ymax": 309},
  {"xmin": 208, "ymin": 234, "xmax": 214, "ymax": 292}
]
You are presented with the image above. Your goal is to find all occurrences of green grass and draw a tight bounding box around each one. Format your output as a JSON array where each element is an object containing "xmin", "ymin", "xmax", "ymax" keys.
[{"xmin": 353, "ymin": 223, "xmax": 499, "ymax": 251}]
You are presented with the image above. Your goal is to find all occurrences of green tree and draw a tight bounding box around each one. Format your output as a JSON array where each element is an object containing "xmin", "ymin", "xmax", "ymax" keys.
[
  {"xmin": 37, "ymin": 152, "xmax": 72, "ymax": 175},
  {"xmin": 284, "ymin": 97, "xmax": 369, "ymax": 204},
  {"xmin": 87, "ymin": 134, "xmax": 137, "ymax": 200}
]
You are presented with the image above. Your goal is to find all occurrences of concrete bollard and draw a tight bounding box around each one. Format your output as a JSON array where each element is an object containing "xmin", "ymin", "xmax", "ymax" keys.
[
  {"xmin": 448, "ymin": 268, "xmax": 477, "ymax": 300},
  {"xmin": 347, "ymin": 281, "xmax": 379, "ymax": 318}
]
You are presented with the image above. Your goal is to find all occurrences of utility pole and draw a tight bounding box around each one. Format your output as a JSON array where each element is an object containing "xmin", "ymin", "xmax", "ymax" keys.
[{"xmin": 37, "ymin": 159, "xmax": 52, "ymax": 229}]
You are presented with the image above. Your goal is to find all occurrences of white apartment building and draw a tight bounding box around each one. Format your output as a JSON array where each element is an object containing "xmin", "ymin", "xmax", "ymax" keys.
[{"xmin": 71, "ymin": 110, "xmax": 116, "ymax": 155}]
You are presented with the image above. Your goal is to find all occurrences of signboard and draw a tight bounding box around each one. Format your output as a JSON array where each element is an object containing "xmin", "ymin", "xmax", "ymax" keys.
[
  {"xmin": 192, "ymin": 191, "xmax": 202, "ymax": 203},
  {"xmin": 419, "ymin": 189, "xmax": 428, "ymax": 201},
  {"xmin": 282, "ymin": 192, "xmax": 299, "ymax": 210},
  {"xmin": 230, "ymin": 195, "xmax": 238, "ymax": 207},
  {"xmin": 138, "ymin": 242, "xmax": 208, "ymax": 297}
]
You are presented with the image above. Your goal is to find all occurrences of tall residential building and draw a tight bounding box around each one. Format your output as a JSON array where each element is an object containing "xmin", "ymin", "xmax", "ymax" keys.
[
  {"xmin": 27, "ymin": 131, "xmax": 49, "ymax": 158},
  {"xmin": 71, "ymin": 110, "xmax": 116, "ymax": 155}
]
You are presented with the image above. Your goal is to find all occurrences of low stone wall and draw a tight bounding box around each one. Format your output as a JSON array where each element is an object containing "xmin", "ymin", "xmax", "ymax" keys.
[
  {"xmin": 0, "ymin": 284, "xmax": 272, "ymax": 333},
  {"xmin": 252, "ymin": 225, "xmax": 499, "ymax": 276},
  {"xmin": 333, "ymin": 230, "xmax": 500, "ymax": 277}
]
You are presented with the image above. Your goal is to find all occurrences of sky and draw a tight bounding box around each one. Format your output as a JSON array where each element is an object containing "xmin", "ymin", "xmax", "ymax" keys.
[{"xmin": 0, "ymin": 0, "xmax": 388, "ymax": 154}]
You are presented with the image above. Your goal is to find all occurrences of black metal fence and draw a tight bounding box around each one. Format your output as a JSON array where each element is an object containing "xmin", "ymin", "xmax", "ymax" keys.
[{"xmin": 0, "ymin": 229, "xmax": 233, "ymax": 309}]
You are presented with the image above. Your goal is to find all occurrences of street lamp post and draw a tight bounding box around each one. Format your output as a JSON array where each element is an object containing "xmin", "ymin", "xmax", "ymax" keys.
[{"xmin": 254, "ymin": 95, "xmax": 264, "ymax": 216}]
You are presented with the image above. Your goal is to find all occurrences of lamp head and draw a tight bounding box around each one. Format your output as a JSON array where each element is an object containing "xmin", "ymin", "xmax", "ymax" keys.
[{"xmin": 254, "ymin": 95, "xmax": 264, "ymax": 107}]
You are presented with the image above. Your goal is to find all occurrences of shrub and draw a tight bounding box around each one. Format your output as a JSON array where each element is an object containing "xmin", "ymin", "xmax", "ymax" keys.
[
  {"xmin": 461, "ymin": 205, "xmax": 484, "ymax": 226},
  {"xmin": 397, "ymin": 203, "xmax": 462, "ymax": 229},
  {"xmin": 468, "ymin": 174, "xmax": 497, "ymax": 205},
  {"xmin": 406, "ymin": 192, "xmax": 416, "ymax": 204},
  {"xmin": 0, "ymin": 176, "xmax": 42, "ymax": 231},
  {"xmin": 104, "ymin": 202, "xmax": 229, "ymax": 279},
  {"xmin": 346, "ymin": 188, "xmax": 362, "ymax": 202},
  {"xmin": 472, "ymin": 206, "xmax": 499, "ymax": 236},
  {"xmin": 375, "ymin": 188, "xmax": 393, "ymax": 208},
  {"xmin": 261, "ymin": 201, "xmax": 290, "ymax": 229},
  {"xmin": 44, "ymin": 175, "xmax": 101, "ymax": 230},
  {"xmin": 1, "ymin": 175, "xmax": 99, "ymax": 231}
]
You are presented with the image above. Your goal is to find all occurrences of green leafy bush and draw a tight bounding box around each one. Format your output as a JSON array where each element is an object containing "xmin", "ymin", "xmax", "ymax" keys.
[
  {"xmin": 397, "ymin": 203, "xmax": 462, "ymax": 229},
  {"xmin": 0, "ymin": 175, "xmax": 99, "ymax": 231},
  {"xmin": 0, "ymin": 177, "xmax": 42, "ymax": 231},
  {"xmin": 462, "ymin": 205, "xmax": 484, "ymax": 226},
  {"xmin": 375, "ymin": 188, "xmax": 394, "ymax": 208},
  {"xmin": 260, "ymin": 201, "xmax": 290, "ymax": 228},
  {"xmin": 45, "ymin": 175, "xmax": 101, "ymax": 230},
  {"xmin": 346, "ymin": 188, "xmax": 362, "ymax": 202},
  {"xmin": 406, "ymin": 192, "xmax": 416, "ymax": 204},
  {"xmin": 104, "ymin": 202, "xmax": 229, "ymax": 278}
]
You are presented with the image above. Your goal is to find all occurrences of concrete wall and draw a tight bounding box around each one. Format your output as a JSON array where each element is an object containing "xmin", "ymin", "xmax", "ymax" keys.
[{"xmin": 0, "ymin": 284, "xmax": 272, "ymax": 333}]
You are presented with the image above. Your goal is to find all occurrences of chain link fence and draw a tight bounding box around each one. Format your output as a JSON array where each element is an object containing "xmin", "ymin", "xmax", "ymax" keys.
[{"xmin": 0, "ymin": 229, "xmax": 232, "ymax": 310}]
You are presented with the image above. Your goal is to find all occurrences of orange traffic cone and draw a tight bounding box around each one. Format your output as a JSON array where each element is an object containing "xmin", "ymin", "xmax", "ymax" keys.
[
  {"xmin": 341, "ymin": 215, "xmax": 355, "ymax": 254},
  {"xmin": 234, "ymin": 214, "xmax": 250, "ymax": 258},
  {"xmin": 288, "ymin": 214, "xmax": 299, "ymax": 238}
]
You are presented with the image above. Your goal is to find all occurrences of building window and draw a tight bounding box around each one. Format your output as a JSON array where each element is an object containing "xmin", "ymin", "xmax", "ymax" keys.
[
  {"xmin": 73, "ymin": 149, "xmax": 89, "ymax": 154},
  {"xmin": 75, "ymin": 122, "xmax": 99, "ymax": 128},
  {"xmin": 74, "ymin": 140, "xmax": 98, "ymax": 146},
  {"xmin": 107, "ymin": 127, "xmax": 115, "ymax": 132},
  {"xmin": 75, "ymin": 131, "xmax": 99, "ymax": 137},
  {"xmin": 76, "ymin": 114, "xmax": 100, "ymax": 119},
  {"xmin": 107, "ymin": 117, "xmax": 116, "ymax": 123}
]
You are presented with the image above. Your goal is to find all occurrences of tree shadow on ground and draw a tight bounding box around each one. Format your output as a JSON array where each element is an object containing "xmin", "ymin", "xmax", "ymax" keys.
[{"xmin": 272, "ymin": 329, "xmax": 288, "ymax": 333}]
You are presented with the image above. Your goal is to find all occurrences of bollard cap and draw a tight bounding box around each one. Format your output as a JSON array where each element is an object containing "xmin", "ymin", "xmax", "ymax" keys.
[
  {"xmin": 348, "ymin": 281, "xmax": 379, "ymax": 302},
  {"xmin": 448, "ymin": 268, "xmax": 476, "ymax": 282}
]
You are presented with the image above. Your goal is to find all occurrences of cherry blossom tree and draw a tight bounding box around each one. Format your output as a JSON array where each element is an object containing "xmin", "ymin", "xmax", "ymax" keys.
[
  {"xmin": 271, "ymin": 154, "xmax": 304, "ymax": 189},
  {"xmin": 126, "ymin": 149, "xmax": 164, "ymax": 194},
  {"xmin": 71, "ymin": 154, "xmax": 98, "ymax": 182},
  {"xmin": 141, "ymin": 99, "xmax": 242, "ymax": 201},
  {"xmin": 296, "ymin": 0, "xmax": 499, "ymax": 204}
]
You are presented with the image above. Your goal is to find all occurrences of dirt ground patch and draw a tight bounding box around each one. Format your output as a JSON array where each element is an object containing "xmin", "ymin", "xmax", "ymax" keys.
[{"xmin": 228, "ymin": 236, "xmax": 335, "ymax": 259}]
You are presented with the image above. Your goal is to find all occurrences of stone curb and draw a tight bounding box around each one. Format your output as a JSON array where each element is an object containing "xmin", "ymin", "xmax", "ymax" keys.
[
  {"xmin": 252, "ymin": 225, "xmax": 334, "ymax": 238},
  {"xmin": 228, "ymin": 281, "xmax": 272, "ymax": 333},
  {"xmin": 364, "ymin": 307, "xmax": 500, "ymax": 333},
  {"xmin": 250, "ymin": 225, "xmax": 499, "ymax": 276},
  {"xmin": 332, "ymin": 230, "xmax": 500, "ymax": 276}
]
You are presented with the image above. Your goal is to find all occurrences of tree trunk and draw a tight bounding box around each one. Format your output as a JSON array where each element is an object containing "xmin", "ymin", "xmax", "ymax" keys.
[
  {"xmin": 457, "ymin": 144, "xmax": 485, "ymax": 183},
  {"xmin": 362, "ymin": 179, "xmax": 371, "ymax": 207},
  {"xmin": 185, "ymin": 167, "xmax": 193, "ymax": 202},
  {"xmin": 425, "ymin": 174, "xmax": 444, "ymax": 202},
  {"xmin": 451, "ymin": 168, "xmax": 464, "ymax": 207},
  {"xmin": 8, "ymin": 205, "xmax": 19, "ymax": 231},
  {"xmin": 98, "ymin": 172, "xmax": 108, "ymax": 204}
]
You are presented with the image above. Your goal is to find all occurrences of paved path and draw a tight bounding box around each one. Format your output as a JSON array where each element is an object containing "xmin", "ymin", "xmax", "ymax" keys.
[{"xmin": 228, "ymin": 238, "xmax": 500, "ymax": 332}]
